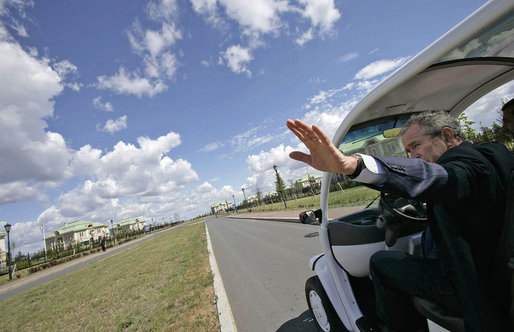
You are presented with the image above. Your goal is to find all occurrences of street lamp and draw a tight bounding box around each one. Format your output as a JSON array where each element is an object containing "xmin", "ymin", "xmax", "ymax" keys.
[
  {"xmin": 273, "ymin": 165, "xmax": 288, "ymax": 209},
  {"xmin": 241, "ymin": 187, "xmax": 246, "ymax": 200},
  {"xmin": 4, "ymin": 223, "xmax": 12, "ymax": 280}
]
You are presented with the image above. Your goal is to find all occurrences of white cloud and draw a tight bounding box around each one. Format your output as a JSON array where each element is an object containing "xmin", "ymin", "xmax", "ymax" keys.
[
  {"xmin": 146, "ymin": 0, "xmax": 178, "ymax": 22},
  {"xmin": 299, "ymin": 0, "xmax": 341, "ymax": 33},
  {"xmin": 0, "ymin": 181, "xmax": 40, "ymax": 204},
  {"xmin": 246, "ymin": 143, "xmax": 295, "ymax": 173},
  {"xmin": 96, "ymin": 115, "xmax": 128, "ymax": 134},
  {"xmin": 98, "ymin": 2, "xmax": 182, "ymax": 97},
  {"xmin": 337, "ymin": 52, "xmax": 358, "ymax": 63},
  {"xmin": 35, "ymin": 131, "xmax": 200, "ymax": 233},
  {"xmin": 221, "ymin": 44, "xmax": 253, "ymax": 76},
  {"xmin": 354, "ymin": 57, "xmax": 409, "ymax": 80},
  {"xmin": 190, "ymin": 0, "xmax": 221, "ymax": 26},
  {"xmin": 0, "ymin": 0, "xmax": 34, "ymax": 39},
  {"xmin": 245, "ymin": 143, "xmax": 320, "ymax": 194},
  {"xmin": 53, "ymin": 59, "xmax": 77, "ymax": 78},
  {"xmin": 92, "ymin": 96, "xmax": 113, "ymax": 112},
  {"xmin": 220, "ymin": 0, "xmax": 287, "ymax": 34},
  {"xmin": 4, "ymin": 219, "xmax": 45, "ymax": 256},
  {"xmin": 231, "ymin": 125, "xmax": 276, "ymax": 151},
  {"xmin": 97, "ymin": 67, "xmax": 167, "ymax": 97},
  {"xmin": 193, "ymin": 0, "xmax": 342, "ymax": 70},
  {"xmin": 295, "ymin": 28, "xmax": 313, "ymax": 46},
  {"xmin": 463, "ymin": 80, "xmax": 514, "ymax": 129},
  {"xmin": 0, "ymin": 39, "xmax": 71, "ymax": 188},
  {"xmin": 129, "ymin": 21, "xmax": 182, "ymax": 57},
  {"xmin": 200, "ymin": 141, "xmax": 224, "ymax": 152}
]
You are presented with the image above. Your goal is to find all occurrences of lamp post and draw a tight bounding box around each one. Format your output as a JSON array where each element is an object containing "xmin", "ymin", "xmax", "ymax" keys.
[
  {"xmin": 4, "ymin": 223, "xmax": 12, "ymax": 280},
  {"xmin": 273, "ymin": 165, "xmax": 288, "ymax": 209}
]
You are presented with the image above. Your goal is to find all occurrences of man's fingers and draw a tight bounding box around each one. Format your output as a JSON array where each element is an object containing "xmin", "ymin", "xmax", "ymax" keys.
[
  {"xmin": 293, "ymin": 119, "xmax": 316, "ymax": 139},
  {"xmin": 287, "ymin": 119, "xmax": 309, "ymax": 142},
  {"xmin": 312, "ymin": 125, "xmax": 331, "ymax": 144},
  {"xmin": 289, "ymin": 151, "xmax": 312, "ymax": 165}
]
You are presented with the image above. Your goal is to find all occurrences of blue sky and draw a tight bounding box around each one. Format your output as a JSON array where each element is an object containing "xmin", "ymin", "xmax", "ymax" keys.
[{"xmin": 1, "ymin": 0, "xmax": 513, "ymax": 254}]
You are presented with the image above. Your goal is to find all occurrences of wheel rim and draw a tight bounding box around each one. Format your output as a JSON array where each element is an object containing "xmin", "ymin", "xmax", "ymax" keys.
[{"xmin": 309, "ymin": 290, "xmax": 330, "ymax": 331}]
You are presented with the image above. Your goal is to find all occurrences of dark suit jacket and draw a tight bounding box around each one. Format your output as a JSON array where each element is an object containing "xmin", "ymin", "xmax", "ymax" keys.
[{"xmin": 366, "ymin": 142, "xmax": 514, "ymax": 331}]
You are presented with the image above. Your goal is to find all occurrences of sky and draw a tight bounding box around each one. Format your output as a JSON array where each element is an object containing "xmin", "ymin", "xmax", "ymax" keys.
[{"xmin": 1, "ymin": 0, "xmax": 513, "ymax": 254}]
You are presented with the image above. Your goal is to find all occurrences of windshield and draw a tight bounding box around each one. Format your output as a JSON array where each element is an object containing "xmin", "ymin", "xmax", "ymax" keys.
[{"xmin": 339, "ymin": 118, "xmax": 408, "ymax": 158}]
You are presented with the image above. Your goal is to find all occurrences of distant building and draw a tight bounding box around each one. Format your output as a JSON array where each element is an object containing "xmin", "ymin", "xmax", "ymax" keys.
[
  {"xmin": 339, "ymin": 132, "xmax": 405, "ymax": 158},
  {"xmin": 45, "ymin": 220, "xmax": 109, "ymax": 251},
  {"xmin": 246, "ymin": 195, "xmax": 259, "ymax": 205},
  {"xmin": 211, "ymin": 200, "xmax": 232, "ymax": 214},
  {"xmin": 114, "ymin": 218, "xmax": 146, "ymax": 233},
  {"xmin": 296, "ymin": 174, "xmax": 323, "ymax": 190},
  {"xmin": 0, "ymin": 231, "xmax": 6, "ymax": 271},
  {"xmin": 264, "ymin": 191, "xmax": 280, "ymax": 202}
]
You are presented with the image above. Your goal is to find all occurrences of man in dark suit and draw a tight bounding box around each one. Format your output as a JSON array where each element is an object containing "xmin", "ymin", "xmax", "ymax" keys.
[{"xmin": 287, "ymin": 111, "xmax": 514, "ymax": 331}]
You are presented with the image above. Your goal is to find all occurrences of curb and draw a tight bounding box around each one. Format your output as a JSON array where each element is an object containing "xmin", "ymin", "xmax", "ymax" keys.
[{"xmin": 205, "ymin": 224, "xmax": 238, "ymax": 332}]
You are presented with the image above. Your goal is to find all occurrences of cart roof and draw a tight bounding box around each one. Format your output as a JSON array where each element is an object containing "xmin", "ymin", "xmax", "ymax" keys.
[{"xmin": 335, "ymin": 1, "xmax": 514, "ymax": 142}]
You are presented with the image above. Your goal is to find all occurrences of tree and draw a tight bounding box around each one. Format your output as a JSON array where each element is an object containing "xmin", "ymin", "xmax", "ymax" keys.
[
  {"xmin": 274, "ymin": 166, "xmax": 288, "ymax": 209},
  {"xmin": 308, "ymin": 175, "xmax": 317, "ymax": 196},
  {"xmin": 288, "ymin": 179, "xmax": 298, "ymax": 200},
  {"xmin": 457, "ymin": 113, "xmax": 476, "ymax": 142},
  {"xmin": 256, "ymin": 187, "xmax": 263, "ymax": 205},
  {"xmin": 275, "ymin": 171, "xmax": 286, "ymax": 197}
]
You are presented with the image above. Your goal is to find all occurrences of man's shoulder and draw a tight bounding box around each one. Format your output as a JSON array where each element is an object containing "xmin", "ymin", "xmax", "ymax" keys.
[
  {"xmin": 443, "ymin": 141, "xmax": 514, "ymax": 182},
  {"xmin": 442, "ymin": 141, "xmax": 511, "ymax": 161}
]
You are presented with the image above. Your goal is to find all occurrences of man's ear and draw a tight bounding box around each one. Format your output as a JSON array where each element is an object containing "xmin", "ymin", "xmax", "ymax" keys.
[{"xmin": 441, "ymin": 127, "xmax": 455, "ymax": 142}]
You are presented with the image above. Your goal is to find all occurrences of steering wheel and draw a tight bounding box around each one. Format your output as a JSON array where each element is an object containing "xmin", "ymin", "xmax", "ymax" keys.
[
  {"xmin": 377, "ymin": 192, "xmax": 428, "ymax": 247},
  {"xmin": 379, "ymin": 192, "xmax": 427, "ymax": 223}
]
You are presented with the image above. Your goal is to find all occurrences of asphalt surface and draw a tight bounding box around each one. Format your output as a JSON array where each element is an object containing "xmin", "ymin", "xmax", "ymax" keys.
[{"xmin": 206, "ymin": 215, "xmax": 323, "ymax": 332}]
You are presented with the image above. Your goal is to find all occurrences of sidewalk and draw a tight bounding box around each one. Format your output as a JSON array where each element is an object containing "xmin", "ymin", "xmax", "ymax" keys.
[{"xmin": 225, "ymin": 206, "xmax": 366, "ymax": 222}]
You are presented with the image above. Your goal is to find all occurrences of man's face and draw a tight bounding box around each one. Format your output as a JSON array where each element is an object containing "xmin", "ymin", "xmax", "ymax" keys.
[{"xmin": 401, "ymin": 123, "xmax": 448, "ymax": 162}]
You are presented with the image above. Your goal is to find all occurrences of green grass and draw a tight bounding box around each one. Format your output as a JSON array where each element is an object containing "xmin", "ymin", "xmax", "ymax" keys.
[
  {"xmin": 0, "ymin": 223, "xmax": 219, "ymax": 331},
  {"xmin": 233, "ymin": 185, "xmax": 379, "ymax": 214}
]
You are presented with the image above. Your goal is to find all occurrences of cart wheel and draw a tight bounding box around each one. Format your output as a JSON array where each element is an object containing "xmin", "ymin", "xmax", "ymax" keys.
[{"xmin": 305, "ymin": 276, "xmax": 347, "ymax": 332}]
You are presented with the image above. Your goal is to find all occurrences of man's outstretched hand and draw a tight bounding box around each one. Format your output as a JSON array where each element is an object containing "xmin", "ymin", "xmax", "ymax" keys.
[{"xmin": 286, "ymin": 119, "xmax": 358, "ymax": 175}]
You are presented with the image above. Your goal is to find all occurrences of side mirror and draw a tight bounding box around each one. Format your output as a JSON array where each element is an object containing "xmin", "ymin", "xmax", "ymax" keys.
[{"xmin": 299, "ymin": 209, "xmax": 322, "ymax": 224}]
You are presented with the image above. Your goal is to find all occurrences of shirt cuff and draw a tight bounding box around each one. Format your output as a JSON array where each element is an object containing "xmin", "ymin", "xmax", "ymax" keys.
[{"xmin": 351, "ymin": 153, "xmax": 387, "ymax": 184}]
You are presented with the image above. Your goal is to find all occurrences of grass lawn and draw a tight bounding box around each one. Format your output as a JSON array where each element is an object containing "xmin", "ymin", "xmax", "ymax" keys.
[
  {"xmin": 0, "ymin": 222, "xmax": 220, "ymax": 331},
  {"xmin": 234, "ymin": 185, "xmax": 379, "ymax": 214}
]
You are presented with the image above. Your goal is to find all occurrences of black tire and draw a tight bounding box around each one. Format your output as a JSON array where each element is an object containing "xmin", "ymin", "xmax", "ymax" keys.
[{"xmin": 305, "ymin": 276, "xmax": 347, "ymax": 332}]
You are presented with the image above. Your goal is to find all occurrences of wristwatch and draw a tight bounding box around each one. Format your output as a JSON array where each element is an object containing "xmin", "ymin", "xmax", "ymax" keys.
[{"xmin": 348, "ymin": 154, "xmax": 365, "ymax": 179}]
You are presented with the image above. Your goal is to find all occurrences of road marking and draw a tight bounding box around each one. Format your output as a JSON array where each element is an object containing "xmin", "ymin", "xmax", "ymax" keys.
[{"xmin": 205, "ymin": 223, "xmax": 238, "ymax": 332}]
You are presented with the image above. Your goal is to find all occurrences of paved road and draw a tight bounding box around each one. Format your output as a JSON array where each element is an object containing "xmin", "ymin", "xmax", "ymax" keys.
[
  {"xmin": 206, "ymin": 216, "xmax": 322, "ymax": 332},
  {"xmin": 0, "ymin": 222, "xmax": 198, "ymax": 301}
]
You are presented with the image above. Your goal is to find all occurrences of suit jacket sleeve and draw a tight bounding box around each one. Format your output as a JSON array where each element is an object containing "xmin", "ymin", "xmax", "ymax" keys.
[{"xmin": 366, "ymin": 144, "xmax": 499, "ymax": 208}]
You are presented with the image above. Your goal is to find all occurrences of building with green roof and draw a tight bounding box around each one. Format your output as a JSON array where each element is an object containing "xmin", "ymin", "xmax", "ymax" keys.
[
  {"xmin": 295, "ymin": 174, "xmax": 323, "ymax": 190},
  {"xmin": 211, "ymin": 200, "xmax": 232, "ymax": 214},
  {"xmin": 45, "ymin": 220, "xmax": 109, "ymax": 251},
  {"xmin": 339, "ymin": 132, "xmax": 406, "ymax": 158},
  {"xmin": 114, "ymin": 218, "xmax": 146, "ymax": 233}
]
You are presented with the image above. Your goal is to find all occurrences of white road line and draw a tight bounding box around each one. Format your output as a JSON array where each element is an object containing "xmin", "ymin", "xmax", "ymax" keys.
[{"xmin": 205, "ymin": 223, "xmax": 238, "ymax": 332}]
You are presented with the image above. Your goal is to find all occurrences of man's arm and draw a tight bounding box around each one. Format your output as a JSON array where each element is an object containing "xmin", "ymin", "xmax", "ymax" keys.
[{"xmin": 286, "ymin": 119, "xmax": 452, "ymax": 202}]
